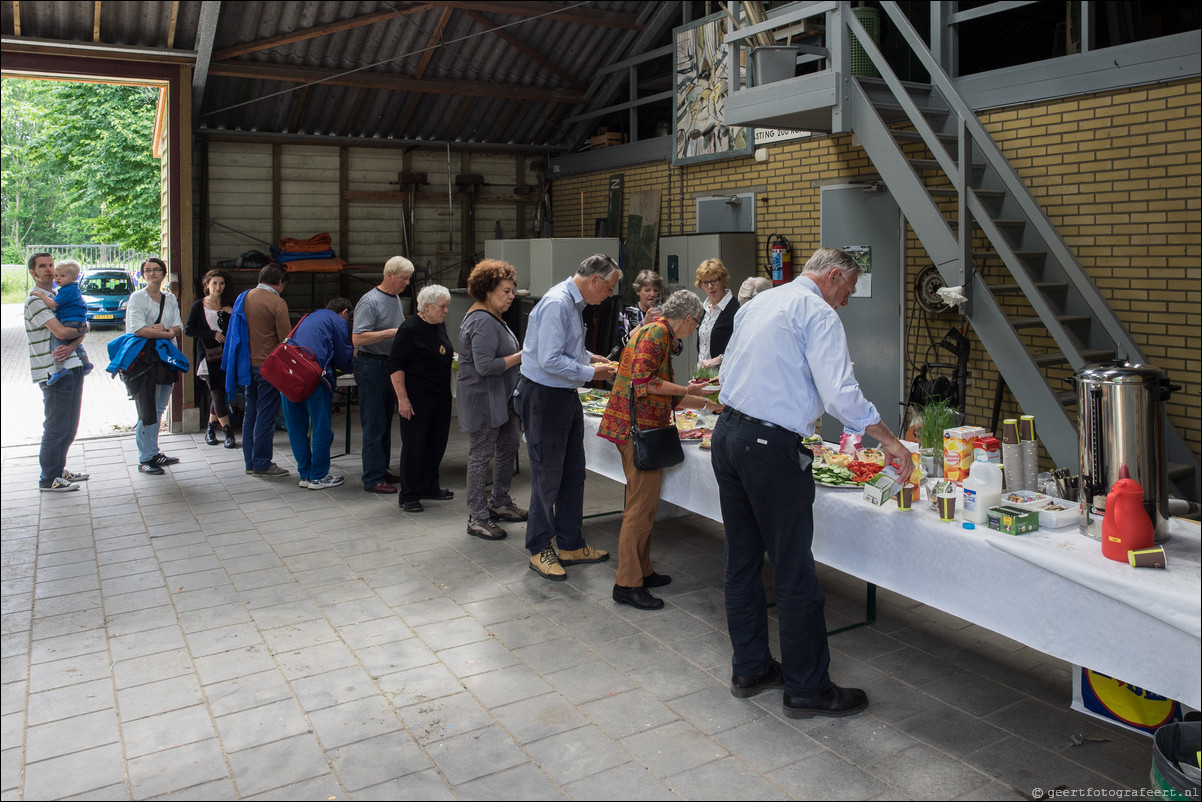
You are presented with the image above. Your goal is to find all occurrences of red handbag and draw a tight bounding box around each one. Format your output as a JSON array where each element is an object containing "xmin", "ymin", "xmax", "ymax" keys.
[{"xmin": 259, "ymin": 315, "xmax": 326, "ymax": 402}]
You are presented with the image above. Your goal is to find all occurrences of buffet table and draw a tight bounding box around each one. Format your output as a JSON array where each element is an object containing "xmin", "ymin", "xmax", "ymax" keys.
[{"xmin": 581, "ymin": 415, "xmax": 1202, "ymax": 709}]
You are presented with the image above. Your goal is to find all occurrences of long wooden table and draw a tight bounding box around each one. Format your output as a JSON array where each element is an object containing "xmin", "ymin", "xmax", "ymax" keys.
[{"xmin": 581, "ymin": 415, "xmax": 1202, "ymax": 709}]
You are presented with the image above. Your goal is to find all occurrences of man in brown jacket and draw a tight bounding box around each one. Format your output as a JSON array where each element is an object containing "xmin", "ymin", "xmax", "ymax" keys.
[{"xmin": 241, "ymin": 263, "xmax": 291, "ymax": 476}]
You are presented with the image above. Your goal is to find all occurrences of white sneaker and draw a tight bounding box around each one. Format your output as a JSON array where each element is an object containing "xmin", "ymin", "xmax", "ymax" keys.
[
  {"xmin": 298, "ymin": 478, "xmax": 311, "ymax": 489},
  {"xmin": 307, "ymin": 475, "xmax": 345, "ymax": 490},
  {"xmin": 40, "ymin": 477, "xmax": 79, "ymax": 492}
]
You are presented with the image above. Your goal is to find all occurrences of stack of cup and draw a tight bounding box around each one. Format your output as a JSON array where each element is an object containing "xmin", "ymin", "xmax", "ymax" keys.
[
  {"xmin": 1019, "ymin": 415, "xmax": 1038, "ymax": 492},
  {"xmin": 1001, "ymin": 418, "xmax": 1022, "ymax": 491}
]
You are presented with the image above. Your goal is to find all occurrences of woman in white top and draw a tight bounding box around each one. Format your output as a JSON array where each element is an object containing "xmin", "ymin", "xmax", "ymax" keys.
[
  {"xmin": 696, "ymin": 258, "xmax": 739, "ymax": 370},
  {"xmin": 126, "ymin": 257, "xmax": 183, "ymax": 474}
]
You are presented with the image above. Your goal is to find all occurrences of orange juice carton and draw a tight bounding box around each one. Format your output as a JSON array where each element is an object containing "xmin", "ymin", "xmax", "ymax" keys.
[{"xmin": 943, "ymin": 426, "xmax": 987, "ymax": 482}]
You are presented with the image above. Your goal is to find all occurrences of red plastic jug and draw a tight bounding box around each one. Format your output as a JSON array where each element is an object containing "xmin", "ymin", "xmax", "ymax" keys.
[{"xmin": 1101, "ymin": 474, "xmax": 1155, "ymax": 562}]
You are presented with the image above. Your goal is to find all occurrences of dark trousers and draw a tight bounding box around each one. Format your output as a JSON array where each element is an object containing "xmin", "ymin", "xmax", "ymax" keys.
[
  {"xmin": 354, "ymin": 355, "xmax": 396, "ymax": 489},
  {"xmin": 711, "ymin": 412, "xmax": 831, "ymax": 698},
  {"xmin": 397, "ymin": 391, "xmax": 451, "ymax": 504},
  {"xmin": 514, "ymin": 379, "xmax": 586, "ymax": 555},
  {"xmin": 242, "ymin": 367, "xmax": 281, "ymax": 472},
  {"xmin": 39, "ymin": 366, "xmax": 84, "ymax": 485}
]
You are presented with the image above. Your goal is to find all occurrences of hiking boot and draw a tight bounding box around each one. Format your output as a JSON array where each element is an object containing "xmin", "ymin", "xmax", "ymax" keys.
[
  {"xmin": 489, "ymin": 502, "xmax": 529, "ymax": 522},
  {"xmin": 467, "ymin": 518, "xmax": 507, "ymax": 540},
  {"xmin": 223, "ymin": 425, "xmax": 238, "ymax": 449},
  {"xmin": 557, "ymin": 544, "xmax": 609, "ymax": 565},
  {"xmin": 529, "ymin": 545, "xmax": 566, "ymax": 581},
  {"xmin": 204, "ymin": 421, "xmax": 219, "ymax": 445}
]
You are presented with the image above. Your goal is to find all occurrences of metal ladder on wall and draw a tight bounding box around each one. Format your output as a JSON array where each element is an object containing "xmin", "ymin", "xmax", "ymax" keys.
[{"xmin": 838, "ymin": 2, "xmax": 1198, "ymax": 503}]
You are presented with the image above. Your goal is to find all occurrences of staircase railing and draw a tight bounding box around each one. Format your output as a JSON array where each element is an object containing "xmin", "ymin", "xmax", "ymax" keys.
[{"xmin": 843, "ymin": 2, "xmax": 1148, "ymax": 368}]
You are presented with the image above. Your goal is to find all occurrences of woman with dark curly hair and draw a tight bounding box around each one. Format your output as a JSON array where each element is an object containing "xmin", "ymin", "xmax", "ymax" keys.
[
  {"xmin": 456, "ymin": 259, "xmax": 528, "ymax": 540},
  {"xmin": 185, "ymin": 269, "xmax": 237, "ymax": 448}
]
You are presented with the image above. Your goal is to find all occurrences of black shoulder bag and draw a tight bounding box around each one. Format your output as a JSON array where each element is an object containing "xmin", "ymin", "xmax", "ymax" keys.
[{"xmin": 626, "ymin": 328, "xmax": 684, "ymax": 471}]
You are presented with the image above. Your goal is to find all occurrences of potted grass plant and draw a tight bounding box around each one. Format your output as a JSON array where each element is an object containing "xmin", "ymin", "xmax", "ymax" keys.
[{"xmin": 918, "ymin": 397, "xmax": 956, "ymax": 477}]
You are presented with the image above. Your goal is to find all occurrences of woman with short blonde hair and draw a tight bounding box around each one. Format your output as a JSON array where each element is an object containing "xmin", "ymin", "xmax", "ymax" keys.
[{"xmin": 695, "ymin": 258, "xmax": 738, "ymax": 369}]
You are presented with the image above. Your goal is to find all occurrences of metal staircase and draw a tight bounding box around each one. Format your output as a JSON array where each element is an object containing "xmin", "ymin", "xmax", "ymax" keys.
[{"xmin": 725, "ymin": 1, "xmax": 1199, "ymax": 502}]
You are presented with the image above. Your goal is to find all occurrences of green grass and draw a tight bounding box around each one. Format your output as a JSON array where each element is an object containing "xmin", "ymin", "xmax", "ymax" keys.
[{"xmin": 2, "ymin": 265, "xmax": 30, "ymax": 304}]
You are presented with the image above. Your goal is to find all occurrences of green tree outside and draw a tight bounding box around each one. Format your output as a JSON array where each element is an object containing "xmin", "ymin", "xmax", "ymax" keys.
[{"xmin": 1, "ymin": 78, "xmax": 160, "ymax": 265}]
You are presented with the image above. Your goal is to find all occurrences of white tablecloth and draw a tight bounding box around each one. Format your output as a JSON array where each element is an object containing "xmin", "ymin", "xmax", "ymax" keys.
[{"xmin": 582, "ymin": 415, "xmax": 1202, "ymax": 709}]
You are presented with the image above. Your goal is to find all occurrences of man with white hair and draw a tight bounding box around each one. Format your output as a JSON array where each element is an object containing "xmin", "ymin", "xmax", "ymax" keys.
[
  {"xmin": 514, "ymin": 253, "xmax": 620, "ymax": 581},
  {"xmin": 712, "ymin": 247, "xmax": 910, "ymax": 720},
  {"xmin": 353, "ymin": 256, "xmax": 413, "ymax": 493}
]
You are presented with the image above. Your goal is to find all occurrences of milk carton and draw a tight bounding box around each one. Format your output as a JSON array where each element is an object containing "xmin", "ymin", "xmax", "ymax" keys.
[{"xmin": 943, "ymin": 426, "xmax": 987, "ymax": 482}]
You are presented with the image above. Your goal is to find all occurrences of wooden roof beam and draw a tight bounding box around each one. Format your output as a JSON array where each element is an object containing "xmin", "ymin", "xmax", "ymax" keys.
[
  {"xmin": 212, "ymin": 5, "xmax": 434, "ymax": 61},
  {"xmin": 432, "ymin": 1, "xmax": 641, "ymax": 30},
  {"xmin": 208, "ymin": 62, "xmax": 587, "ymax": 103},
  {"xmin": 461, "ymin": 8, "xmax": 587, "ymax": 92}
]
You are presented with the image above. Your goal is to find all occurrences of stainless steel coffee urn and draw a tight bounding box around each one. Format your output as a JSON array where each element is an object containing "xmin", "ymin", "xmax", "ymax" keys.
[{"xmin": 1077, "ymin": 361, "xmax": 1177, "ymax": 541}]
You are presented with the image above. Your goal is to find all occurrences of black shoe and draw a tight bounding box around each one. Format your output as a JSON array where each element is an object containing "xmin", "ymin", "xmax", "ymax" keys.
[
  {"xmin": 401, "ymin": 500, "xmax": 424, "ymax": 513},
  {"xmin": 421, "ymin": 488, "xmax": 454, "ymax": 500},
  {"xmin": 643, "ymin": 571, "xmax": 672, "ymax": 588},
  {"xmin": 223, "ymin": 425, "xmax": 237, "ymax": 449},
  {"xmin": 204, "ymin": 422, "xmax": 219, "ymax": 445},
  {"xmin": 731, "ymin": 658, "xmax": 784, "ymax": 698},
  {"xmin": 783, "ymin": 683, "xmax": 869, "ymax": 719},
  {"xmin": 138, "ymin": 462, "xmax": 165, "ymax": 475},
  {"xmin": 612, "ymin": 584, "xmax": 664, "ymax": 610},
  {"xmin": 148, "ymin": 453, "xmax": 180, "ymax": 466}
]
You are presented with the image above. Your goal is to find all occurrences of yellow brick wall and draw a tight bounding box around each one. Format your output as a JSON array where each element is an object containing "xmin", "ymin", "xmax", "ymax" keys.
[{"xmin": 551, "ymin": 78, "xmax": 1200, "ymax": 466}]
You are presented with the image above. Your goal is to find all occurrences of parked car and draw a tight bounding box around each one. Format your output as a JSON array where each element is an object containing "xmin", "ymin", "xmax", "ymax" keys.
[{"xmin": 79, "ymin": 269, "xmax": 139, "ymax": 326}]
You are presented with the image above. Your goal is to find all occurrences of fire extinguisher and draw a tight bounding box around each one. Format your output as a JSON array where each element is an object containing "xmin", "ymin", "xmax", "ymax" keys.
[{"xmin": 767, "ymin": 234, "xmax": 792, "ymax": 286}]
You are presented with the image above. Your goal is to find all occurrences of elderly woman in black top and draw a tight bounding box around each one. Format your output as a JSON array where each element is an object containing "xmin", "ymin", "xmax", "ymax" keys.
[
  {"xmin": 457, "ymin": 260, "xmax": 528, "ymax": 540},
  {"xmin": 390, "ymin": 284, "xmax": 454, "ymax": 513},
  {"xmin": 184, "ymin": 269, "xmax": 236, "ymax": 448}
]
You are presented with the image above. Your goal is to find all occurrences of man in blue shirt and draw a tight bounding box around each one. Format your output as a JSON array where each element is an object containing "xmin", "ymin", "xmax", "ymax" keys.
[
  {"xmin": 713, "ymin": 247, "xmax": 910, "ymax": 720},
  {"xmin": 515, "ymin": 254, "xmax": 621, "ymax": 580},
  {"xmin": 281, "ymin": 298, "xmax": 355, "ymax": 490}
]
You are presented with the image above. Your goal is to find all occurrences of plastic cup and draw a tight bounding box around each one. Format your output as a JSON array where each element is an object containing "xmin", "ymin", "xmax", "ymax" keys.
[
  {"xmin": 937, "ymin": 492, "xmax": 957, "ymax": 522},
  {"xmin": 896, "ymin": 484, "xmax": 913, "ymax": 511},
  {"xmin": 1128, "ymin": 547, "xmax": 1166, "ymax": 569}
]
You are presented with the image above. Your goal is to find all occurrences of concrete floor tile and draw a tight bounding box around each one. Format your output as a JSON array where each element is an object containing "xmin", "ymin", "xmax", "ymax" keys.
[
  {"xmin": 290, "ymin": 665, "xmax": 379, "ymax": 712},
  {"xmin": 225, "ymin": 732, "xmax": 329, "ymax": 797},
  {"xmin": 21, "ymin": 742, "xmax": 125, "ymax": 799},
  {"xmin": 204, "ymin": 669, "xmax": 294, "ymax": 718},
  {"xmin": 766, "ymin": 748, "xmax": 891, "ymax": 800},
  {"xmin": 560, "ymin": 760, "xmax": 677, "ymax": 800},
  {"xmin": 426, "ymin": 724, "xmax": 528, "ymax": 785},
  {"xmin": 492, "ymin": 693, "xmax": 589, "ymax": 744},
  {"xmin": 898, "ymin": 700, "xmax": 1011, "ymax": 757},
  {"xmin": 127, "ymin": 739, "xmax": 236, "ymax": 800},
  {"xmin": 25, "ymin": 707, "xmax": 120, "ymax": 761},
  {"xmin": 620, "ymin": 719, "xmax": 728, "ymax": 777},
  {"xmin": 462, "ymin": 663, "xmax": 552, "ymax": 709},
  {"xmin": 115, "ymin": 673, "xmax": 204, "ymax": 721},
  {"xmin": 328, "ymin": 730, "xmax": 433, "ymax": 791},
  {"xmin": 714, "ymin": 714, "xmax": 827, "ymax": 774},
  {"xmin": 580, "ymin": 688, "xmax": 679, "ymax": 740},
  {"xmin": 377, "ymin": 662, "xmax": 466, "ymax": 707},
  {"xmin": 192, "ymin": 644, "xmax": 277, "ymax": 686},
  {"xmin": 667, "ymin": 755, "xmax": 793, "ymax": 800},
  {"xmin": 273, "ymin": 639, "xmax": 360, "ymax": 681},
  {"xmin": 215, "ymin": 697, "xmax": 312, "ymax": 753},
  {"xmin": 336, "ymin": 614, "xmax": 413, "ymax": 651},
  {"xmin": 870, "ymin": 742, "xmax": 992, "ymax": 799},
  {"xmin": 306, "ymin": 694, "xmax": 403, "ymax": 749},
  {"xmin": 806, "ymin": 713, "xmax": 920, "ymax": 767},
  {"xmin": 354, "ymin": 767, "xmax": 456, "ymax": 800},
  {"xmin": 356, "ymin": 638, "xmax": 438, "ymax": 676},
  {"xmin": 668, "ymin": 684, "xmax": 769, "ymax": 736},
  {"xmin": 438, "ymin": 637, "xmax": 521, "ymax": 678},
  {"xmin": 414, "ymin": 615, "xmax": 491, "ymax": 651},
  {"xmin": 400, "ymin": 691, "xmax": 494, "ymax": 745},
  {"xmin": 523, "ymin": 724, "xmax": 632, "ymax": 785},
  {"xmin": 28, "ymin": 650, "xmax": 113, "ymax": 693},
  {"xmin": 626, "ymin": 654, "xmax": 724, "ymax": 701},
  {"xmin": 544, "ymin": 659, "xmax": 635, "ymax": 705},
  {"xmin": 962, "ymin": 734, "xmax": 1120, "ymax": 795},
  {"xmin": 486, "ymin": 612, "xmax": 565, "ymax": 650},
  {"xmin": 122, "ymin": 703, "xmax": 217, "ymax": 758}
]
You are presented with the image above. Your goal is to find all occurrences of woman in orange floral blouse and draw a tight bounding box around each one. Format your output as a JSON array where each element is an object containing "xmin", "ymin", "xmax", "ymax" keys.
[{"xmin": 598, "ymin": 290, "xmax": 721, "ymax": 610}]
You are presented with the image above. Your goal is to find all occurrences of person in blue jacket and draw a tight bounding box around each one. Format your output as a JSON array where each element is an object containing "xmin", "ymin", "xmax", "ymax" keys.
[{"xmin": 282, "ymin": 298, "xmax": 354, "ymax": 490}]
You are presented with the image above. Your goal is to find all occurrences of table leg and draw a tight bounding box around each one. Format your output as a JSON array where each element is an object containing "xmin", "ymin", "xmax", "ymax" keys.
[{"xmin": 827, "ymin": 582, "xmax": 877, "ymax": 635}]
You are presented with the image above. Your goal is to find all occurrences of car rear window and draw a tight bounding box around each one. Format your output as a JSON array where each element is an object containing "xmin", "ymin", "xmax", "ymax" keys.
[{"xmin": 81, "ymin": 275, "xmax": 136, "ymax": 296}]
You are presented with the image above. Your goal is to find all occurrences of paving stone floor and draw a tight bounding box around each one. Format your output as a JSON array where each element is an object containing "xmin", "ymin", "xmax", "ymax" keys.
[{"xmin": 1, "ymin": 418, "xmax": 1154, "ymax": 800}]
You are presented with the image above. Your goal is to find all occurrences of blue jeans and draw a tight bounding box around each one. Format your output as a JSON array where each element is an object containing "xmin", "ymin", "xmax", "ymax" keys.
[
  {"xmin": 711, "ymin": 412, "xmax": 830, "ymax": 698},
  {"xmin": 513, "ymin": 379, "xmax": 586, "ymax": 555},
  {"xmin": 135, "ymin": 384, "xmax": 174, "ymax": 463},
  {"xmin": 353, "ymin": 355, "xmax": 395, "ymax": 488},
  {"xmin": 39, "ymin": 366, "xmax": 85, "ymax": 485},
  {"xmin": 243, "ymin": 367, "xmax": 282, "ymax": 471},
  {"xmin": 282, "ymin": 383, "xmax": 334, "ymax": 481}
]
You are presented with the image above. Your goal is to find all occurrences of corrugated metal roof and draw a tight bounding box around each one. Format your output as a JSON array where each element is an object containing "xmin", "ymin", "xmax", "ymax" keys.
[{"xmin": 3, "ymin": 0, "xmax": 683, "ymax": 150}]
